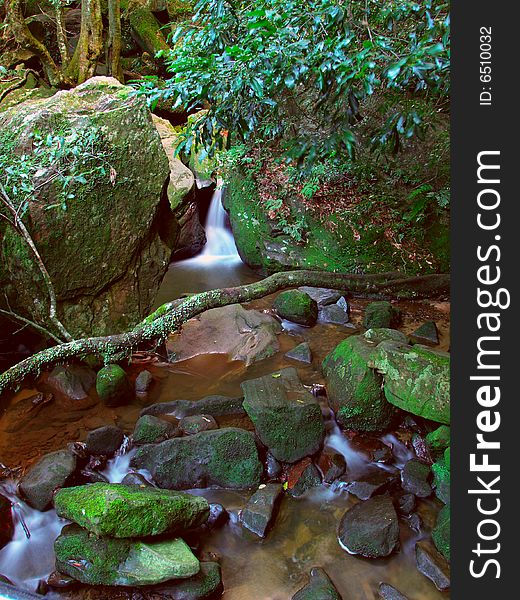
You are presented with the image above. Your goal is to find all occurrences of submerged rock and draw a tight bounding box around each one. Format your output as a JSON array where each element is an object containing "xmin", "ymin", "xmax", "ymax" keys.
[
  {"xmin": 273, "ymin": 290, "xmax": 318, "ymax": 326},
  {"xmin": 285, "ymin": 342, "xmax": 313, "ymax": 364},
  {"xmin": 96, "ymin": 365, "xmax": 131, "ymax": 407},
  {"xmin": 241, "ymin": 483, "xmax": 283, "ymax": 538},
  {"xmin": 378, "ymin": 582, "xmax": 409, "ymax": 600},
  {"xmin": 85, "ymin": 425, "xmax": 125, "ymax": 456},
  {"xmin": 415, "ymin": 540, "xmax": 450, "ymax": 591},
  {"xmin": 370, "ymin": 342, "xmax": 450, "ymax": 424},
  {"xmin": 46, "ymin": 365, "xmax": 96, "ymax": 404},
  {"xmin": 142, "ymin": 395, "xmax": 245, "ymax": 419},
  {"xmin": 152, "ymin": 561, "xmax": 223, "ymax": 600},
  {"xmin": 322, "ymin": 335, "xmax": 396, "ymax": 431},
  {"xmin": 410, "ymin": 321, "xmax": 439, "ymax": 346},
  {"xmin": 54, "ymin": 483, "xmax": 209, "ymax": 537},
  {"xmin": 131, "ymin": 428, "xmax": 262, "ymax": 490},
  {"xmin": 133, "ymin": 415, "xmax": 176, "ymax": 445},
  {"xmin": 0, "ymin": 494, "xmax": 13, "ymax": 549},
  {"xmin": 338, "ymin": 496, "xmax": 399, "ymax": 558},
  {"xmin": 363, "ymin": 302, "xmax": 400, "ymax": 329},
  {"xmin": 55, "ymin": 524, "xmax": 199, "ymax": 586},
  {"xmin": 400, "ymin": 459, "xmax": 432, "ymax": 498},
  {"xmin": 20, "ymin": 449, "xmax": 76, "ymax": 510},
  {"xmin": 167, "ymin": 304, "xmax": 281, "ymax": 365},
  {"xmin": 292, "ymin": 567, "xmax": 342, "ymax": 600},
  {"xmin": 432, "ymin": 504, "xmax": 450, "ymax": 561},
  {"xmin": 337, "ymin": 470, "xmax": 398, "ymax": 501},
  {"xmin": 241, "ymin": 368, "xmax": 325, "ymax": 463}
]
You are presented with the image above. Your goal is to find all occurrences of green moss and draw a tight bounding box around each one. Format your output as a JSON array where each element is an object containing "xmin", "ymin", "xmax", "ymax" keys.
[
  {"xmin": 425, "ymin": 425, "xmax": 451, "ymax": 457},
  {"xmin": 432, "ymin": 504, "xmax": 450, "ymax": 561},
  {"xmin": 96, "ymin": 364, "xmax": 130, "ymax": 406},
  {"xmin": 133, "ymin": 415, "xmax": 173, "ymax": 445},
  {"xmin": 432, "ymin": 449, "xmax": 450, "ymax": 504},
  {"xmin": 363, "ymin": 301, "xmax": 400, "ymax": 329},
  {"xmin": 273, "ymin": 289, "xmax": 318, "ymax": 326},
  {"xmin": 208, "ymin": 429, "xmax": 263, "ymax": 488}
]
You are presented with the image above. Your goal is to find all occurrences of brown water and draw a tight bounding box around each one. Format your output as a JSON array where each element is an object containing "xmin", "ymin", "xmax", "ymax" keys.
[{"xmin": 0, "ymin": 254, "xmax": 450, "ymax": 599}]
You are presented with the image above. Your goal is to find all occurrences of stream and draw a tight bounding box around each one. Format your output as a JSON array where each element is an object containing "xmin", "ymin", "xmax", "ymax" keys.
[{"xmin": 0, "ymin": 189, "xmax": 450, "ymax": 599}]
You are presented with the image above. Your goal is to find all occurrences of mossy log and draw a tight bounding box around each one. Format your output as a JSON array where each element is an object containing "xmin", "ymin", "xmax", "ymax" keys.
[
  {"xmin": 0, "ymin": 270, "xmax": 449, "ymax": 395},
  {"xmin": 127, "ymin": 5, "xmax": 170, "ymax": 56}
]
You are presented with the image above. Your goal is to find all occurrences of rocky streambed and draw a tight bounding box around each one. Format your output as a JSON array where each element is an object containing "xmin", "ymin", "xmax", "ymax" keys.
[{"xmin": 0, "ymin": 283, "xmax": 451, "ymax": 600}]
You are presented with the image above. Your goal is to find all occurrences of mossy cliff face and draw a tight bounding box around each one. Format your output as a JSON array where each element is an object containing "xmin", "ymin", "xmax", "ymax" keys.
[{"xmin": 0, "ymin": 77, "xmax": 194, "ymax": 338}]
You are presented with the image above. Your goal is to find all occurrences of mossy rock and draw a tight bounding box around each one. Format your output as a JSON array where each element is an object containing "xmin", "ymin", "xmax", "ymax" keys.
[
  {"xmin": 133, "ymin": 415, "xmax": 175, "ymax": 444},
  {"xmin": 322, "ymin": 335, "xmax": 396, "ymax": 432},
  {"xmin": 96, "ymin": 364, "xmax": 131, "ymax": 407},
  {"xmin": 432, "ymin": 447, "xmax": 450, "ymax": 504},
  {"xmin": 363, "ymin": 301, "xmax": 400, "ymax": 329},
  {"xmin": 241, "ymin": 368, "xmax": 325, "ymax": 463},
  {"xmin": 153, "ymin": 561, "xmax": 223, "ymax": 600},
  {"xmin": 54, "ymin": 524, "xmax": 199, "ymax": 586},
  {"xmin": 292, "ymin": 567, "xmax": 342, "ymax": 600},
  {"xmin": 370, "ymin": 341, "xmax": 450, "ymax": 425},
  {"xmin": 273, "ymin": 290, "xmax": 318, "ymax": 326},
  {"xmin": 425, "ymin": 425, "xmax": 451, "ymax": 457},
  {"xmin": 432, "ymin": 504, "xmax": 450, "ymax": 561},
  {"xmin": 54, "ymin": 483, "xmax": 209, "ymax": 537},
  {"xmin": 131, "ymin": 428, "xmax": 262, "ymax": 490}
]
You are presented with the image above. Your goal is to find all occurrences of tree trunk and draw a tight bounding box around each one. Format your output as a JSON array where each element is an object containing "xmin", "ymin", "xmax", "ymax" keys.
[
  {"xmin": 107, "ymin": 0, "xmax": 123, "ymax": 81},
  {"xmin": 74, "ymin": 0, "xmax": 104, "ymax": 84},
  {"xmin": 5, "ymin": 0, "xmax": 65, "ymax": 86},
  {"xmin": 55, "ymin": 3, "xmax": 70, "ymax": 69},
  {"xmin": 0, "ymin": 270, "xmax": 449, "ymax": 395}
]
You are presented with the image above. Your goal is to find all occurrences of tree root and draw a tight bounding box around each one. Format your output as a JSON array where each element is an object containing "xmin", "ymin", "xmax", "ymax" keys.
[{"xmin": 0, "ymin": 270, "xmax": 449, "ymax": 395}]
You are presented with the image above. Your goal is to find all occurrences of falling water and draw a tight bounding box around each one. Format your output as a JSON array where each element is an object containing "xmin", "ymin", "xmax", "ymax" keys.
[{"xmin": 199, "ymin": 184, "xmax": 240, "ymax": 261}]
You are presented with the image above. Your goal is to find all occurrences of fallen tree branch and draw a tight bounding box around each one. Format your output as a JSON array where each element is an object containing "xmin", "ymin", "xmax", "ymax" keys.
[{"xmin": 0, "ymin": 270, "xmax": 449, "ymax": 395}]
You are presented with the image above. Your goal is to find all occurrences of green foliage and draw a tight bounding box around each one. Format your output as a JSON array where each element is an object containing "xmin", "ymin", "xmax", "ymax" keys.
[{"xmin": 137, "ymin": 0, "xmax": 449, "ymax": 169}]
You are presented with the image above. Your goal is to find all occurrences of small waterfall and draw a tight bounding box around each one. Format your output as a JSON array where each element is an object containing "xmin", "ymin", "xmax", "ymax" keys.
[{"xmin": 199, "ymin": 185, "xmax": 240, "ymax": 261}]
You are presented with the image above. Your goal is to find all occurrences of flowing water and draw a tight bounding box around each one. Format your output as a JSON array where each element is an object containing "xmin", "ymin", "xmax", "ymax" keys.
[{"xmin": 0, "ymin": 197, "xmax": 450, "ymax": 599}]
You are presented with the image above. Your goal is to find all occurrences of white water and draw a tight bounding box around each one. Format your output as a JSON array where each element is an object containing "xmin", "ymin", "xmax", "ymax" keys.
[
  {"xmin": 0, "ymin": 481, "xmax": 63, "ymax": 590},
  {"xmin": 101, "ymin": 436, "xmax": 135, "ymax": 483}
]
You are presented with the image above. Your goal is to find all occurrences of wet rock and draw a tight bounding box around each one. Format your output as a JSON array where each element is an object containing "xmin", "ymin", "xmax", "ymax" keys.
[
  {"xmin": 241, "ymin": 483, "xmax": 283, "ymax": 538},
  {"xmin": 285, "ymin": 342, "xmax": 313, "ymax": 364},
  {"xmin": 55, "ymin": 524, "xmax": 199, "ymax": 586},
  {"xmin": 432, "ymin": 448, "xmax": 450, "ymax": 504},
  {"xmin": 207, "ymin": 504, "xmax": 228, "ymax": 529},
  {"xmin": 411, "ymin": 434, "xmax": 433, "ymax": 464},
  {"xmin": 54, "ymin": 483, "xmax": 209, "ymax": 537},
  {"xmin": 167, "ymin": 304, "xmax": 281, "ymax": 365},
  {"xmin": 298, "ymin": 287, "xmax": 343, "ymax": 307},
  {"xmin": 364, "ymin": 302, "xmax": 400, "ymax": 329},
  {"xmin": 407, "ymin": 512, "xmax": 422, "ymax": 532},
  {"xmin": 81, "ymin": 469, "xmax": 109, "ymax": 484},
  {"xmin": 401, "ymin": 459, "xmax": 432, "ymax": 498},
  {"xmin": 47, "ymin": 570, "xmax": 76, "ymax": 588},
  {"xmin": 396, "ymin": 493, "xmax": 416, "ymax": 516},
  {"xmin": 292, "ymin": 567, "xmax": 342, "ymax": 600},
  {"xmin": 96, "ymin": 365, "xmax": 131, "ymax": 407},
  {"xmin": 432, "ymin": 504, "xmax": 450, "ymax": 561},
  {"xmin": 273, "ymin": 290, "xmax": 318, "ymax": 326},
  {"xmin": 47, "ymin": 364, "xmax": 96, "ymax": 404},
  {"xmin": 378, "ymin": 582, "xmax": 409, "ymax": 600},
  {"xmin": 351, "ymin": 435, "xmax": 393, "ymax": 464},
  {"xmin": 20, "ymin": 449, "xmax": 76, "ymax": 510},
  {"xmin": 322, "ymin": 335, "xmax": 396, "ymax": 431},
  {"xmin": 85, "ymin": 425, "xmax": 125, "ymax": 456},
  {"xmin": 266, "ymin": 453, "xmax": 282, "ymax": 480},
  {"xmin": 142, "ymin": 395, "xmax": 245, "ymax": 419},
  {"xmin": 121, "ymin": 472, "xmax": 152, "ymax": 487},
  {"xmin": 363, "ymin": 328, "xmax": 408, "ymax": 345},
  {"xmin": 317, "ymin": 451, "xmax": 346, "ymax": 484},
  {"xmin": 131, "ymin": 428, "xmax": 262, "ymax": 490},
  {"xmin": 288, "ymin": 463, "xmax": 322, "ymax": 498},
  {"xmin": 415, "ymin": 540, "xmax": 450, "ymax": 591},
  {"xmin": 319, "ymin": 302, "xmax": 350, "ymax": 326},
  {"xmin": 337, "ymin": 470, "xmax": 398, "ymax": 501},
  {"xmin": 135, "ymin": 370, "xmax": 153, "ymax": 394},
  {"xmin": 0, "ymin": 494, "xmax": 13, "ymax": 548},
  {"xmin": 133, "ymin": 415, "xmax": 176, "ymax": 445},
  {"xmin": 338, "ymin": 495, "xmax": 399, "ymax": 558},
  {"xmin": 180, "ymin": 414, "xmax": 218, "ymax": 435},
  {"xmin": 152, "ymin": 561, "xmax": 223, "ymax": 600},
  {"xmin": 370, "ymin": 342, "xmax": 450, "ymax": 424},
  {"xmin": 241, "ymin": 368, "xmax": 325, "ymax": 463},
  {"xmin": 425, "ymin": 425, "xmax": 450, "ymax": 457},
  {"xmin": 410, "ymin": 321, "xmax": 439, "ymax": 346}
]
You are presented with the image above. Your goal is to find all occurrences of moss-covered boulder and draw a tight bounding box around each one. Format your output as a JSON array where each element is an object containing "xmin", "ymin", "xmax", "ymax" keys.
[
  {"xmin": 363, "ymin": 301, "xmax": 401, "ymax": 329},
  {"xmin": 241, "ymin": 368, "xmax": 325, "ymax": 463},
  {"xmin": 425, "ymin": 425, "xmax": 451, "ymax": 457},
  {"xmin": 432, "ymin": 504, "xmax": 450, "ymax": 561},
  {"xmin": 133, "ymin": 414, "xmax": 175, "ymax": 445},
  {"xmin": 432, "ymin": 447, "xmax": 450, "ymax": 504},
  {"xmin": 292, "ymin": 567, "xmax": 342, "ymax": 600},
  {"xmin": 54, "ymin": 524, "xmax": 199, "ymax": 586},
  {"xmin": 322, "ymin": 335, "xmax": 396, "ymax": 431},
  {"xmin": 153, "ymin": 561, "xmax": 223, "ymax": 600},
  {"xmin": 370, "ymin": 342, "xmax": 450, "ymax": 424},
  {"xmin": 96, "ymin": 365, "xmax": 131, "ymax": 407},
  {"xmin": 54, "ymin": 483, "xmax": 209, "ymax": 537},
  {"xmin": 273, "ymin": 290, "xmax": 318, "ymax": 326},
  {"xmin": 131, "ymin": 428, "xmax": 262, "ymax": 489},
  {"xmin": 0, "ymin": 77, "xmax": 194, "ymax": 338}
]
